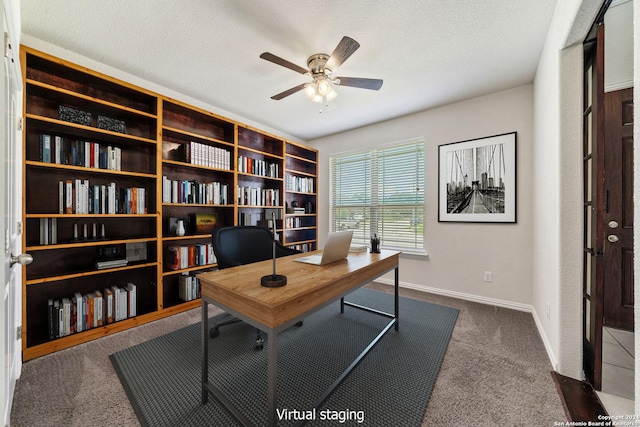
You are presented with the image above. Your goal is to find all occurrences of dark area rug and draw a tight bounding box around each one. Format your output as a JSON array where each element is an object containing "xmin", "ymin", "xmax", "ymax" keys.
[{"xmin": 110, "ymin": 288, "xmax": 459, "ymax": 426}]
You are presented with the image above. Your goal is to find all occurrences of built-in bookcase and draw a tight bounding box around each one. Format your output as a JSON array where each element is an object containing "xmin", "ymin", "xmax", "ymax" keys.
[
  {"xmin": 21, "ymin": 46, "xmax": 318, "ymax": 360},
  {"xmin": 160, "ymin": 99, "xmax": 235, "ymax": 309},
  {"xmin": 284, "ymin": 142, "xmax": 318, "ymax": 252}
]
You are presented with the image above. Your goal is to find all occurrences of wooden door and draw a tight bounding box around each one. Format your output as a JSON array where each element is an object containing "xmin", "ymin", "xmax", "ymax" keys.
[{"xmin": 603, "ymin": 87, "xmax": 634, "ymax": 331}]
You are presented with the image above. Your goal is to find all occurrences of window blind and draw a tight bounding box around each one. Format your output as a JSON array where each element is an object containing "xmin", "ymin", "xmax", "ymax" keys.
[{"xmin": 329, "ymin": 139, "xmax": 425, "ymax": 253}]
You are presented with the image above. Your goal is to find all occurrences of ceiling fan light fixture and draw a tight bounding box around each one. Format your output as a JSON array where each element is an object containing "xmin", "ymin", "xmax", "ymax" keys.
[
  {"xmin": 325, "ymin": 87, "xmax": 337, "ymax": 102},
  {"xmin": 317, "ymin": 78, "xmax": 332, "ymax": 96},
  {"xmin": 304, "ymin": 81, "xmax": 318, "ymax": 98},
  {"xmin": 306, "ymin": 76, "xmax": 337, "ymax": 103},
  {"xmin": 261, "ymin": 36, "xmax": 382, "ymax": 103}
]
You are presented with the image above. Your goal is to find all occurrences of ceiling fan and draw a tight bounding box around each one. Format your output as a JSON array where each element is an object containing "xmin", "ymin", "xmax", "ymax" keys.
[{"xmin": 260, "ymin": 36, "xmax": 383, "ymax": 103}]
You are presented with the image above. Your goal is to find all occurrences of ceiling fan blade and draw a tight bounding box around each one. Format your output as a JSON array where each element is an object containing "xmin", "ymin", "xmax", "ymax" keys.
[
  {"xmin": 325, "ymin": 36, "xmax": 360, "ymax": 72},
  {"xmin": 260, "ymin": 52, "xmax": 309, "ymax": 75},
  {"xmin": 334, "ymin": 77, "xmax": 383, "ymax": 91},
  {"xmin": 271, "ymin": 83, "xmax": 307, "ymax": 100}
]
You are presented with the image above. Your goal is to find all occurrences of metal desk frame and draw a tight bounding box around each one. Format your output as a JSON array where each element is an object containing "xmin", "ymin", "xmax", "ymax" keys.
[{"xmin": 201, "ymin": 254, "xmax": 399, "ymax": 427}]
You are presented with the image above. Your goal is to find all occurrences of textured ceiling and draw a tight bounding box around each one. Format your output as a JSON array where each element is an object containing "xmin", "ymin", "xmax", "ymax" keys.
[{"xmin": 20, "ymin": 0, "xmax": 558, "ymax": 142}]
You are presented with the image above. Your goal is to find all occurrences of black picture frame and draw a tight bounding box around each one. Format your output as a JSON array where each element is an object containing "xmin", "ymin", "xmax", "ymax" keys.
[{"xmin": 438, "ymin": 132, "xmax": 517, "ymax": 223}]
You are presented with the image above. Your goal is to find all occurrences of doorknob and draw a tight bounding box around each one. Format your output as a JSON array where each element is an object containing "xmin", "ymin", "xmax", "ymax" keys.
[
  {"xmin": 608, "ymin": 220, "xmax": 619, "ymax": 229},
  {"xmin": 10, "ymin": 253, "xmax": 33, "ymax": 268},
  {"xmin": 607, "ymin": 235, "xmax": 619, "ymax": 243}
]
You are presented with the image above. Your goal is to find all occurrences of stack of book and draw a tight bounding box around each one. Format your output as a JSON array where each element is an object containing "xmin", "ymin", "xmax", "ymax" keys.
[
  {"xmin": 285, "ymin": 175, "xmax": 314, "ymax": 193},
  {"xmin": 237, "ymin": 155, "xmax": 279, "ymax": 178},
  {"xmin": 58, "ymin": 180, "xmax": 147, "ymax": 214},
  {"xmin": 47, "ymin": 283, "xmax": 137, "ymax": 340},
  {"xmin": 161, "ymin": 177, "xmax": 229, "ymax": 205},
  {"xmin": 170, "ymin": 141, "xmax": 232, "ymax": 170},
  {"xmin": 178, "ymin": 273, "xmax": 200, "ymax": 301},
  {"xmin": 165, "ymin": 243, "xmax": 215, "ymax": 271},
  {"xmin": 237, "ymin": 186, "xmax": 280, "ymax": 206},
  {"xmin": 40, "ymin": 133, "xmax": 122, "ymax": 170}
]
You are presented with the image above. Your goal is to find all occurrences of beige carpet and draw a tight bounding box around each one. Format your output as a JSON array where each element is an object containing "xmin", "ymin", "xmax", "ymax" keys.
[{"xmin": 10, "ymin": 284, "xmax": 567, "ymax": 426}]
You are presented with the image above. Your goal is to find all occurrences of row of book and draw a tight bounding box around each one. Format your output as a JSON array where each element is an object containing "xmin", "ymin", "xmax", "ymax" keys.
[
  {"xmin": 169, "ymin": 141, "xmax": 232, "ymax": 170},
  {"xmin": 178, "ymin": 273, "xmax": 201, "ymax": 302},
  {"xmin": 288, "ymin": 243, "xmax": 313, "ymax": 252},
  {"xmin": 58, "ymin": 180, "xmax": 147, "ymax": 214},
  {"xmin": 285, "ymin": 175, "xmax": 315, "ymax": 194},
  {"xmin": 40, "ymin": 134, "xmax": 122, "ymax": 170},
  {"xmin": 47, "ymin": 283, "xmax": 137, "ymax": 340},
  {"xmin": 39, "ymin": 218, "xmax": 58, "ymax": 245},
  {"xmin": 284, "ymin": 217, "xmax": 308, "ymax": 229},
  {"xmin": 166, "ymin": 243, "xmax": 216, "ymax": 271},
  {"xmin": 161, "ymin": 177, "xmax": 229, "ymax": 205},
  {"xmin": 237, "ymin": 155, "xmax": 280, "ymax": 178},
  {"xmin": 237, "ymin": 186, "xmax": 280, "ymax": 207}
]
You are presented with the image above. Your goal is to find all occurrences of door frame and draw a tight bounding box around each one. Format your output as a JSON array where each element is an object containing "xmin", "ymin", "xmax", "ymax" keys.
[{"xmin": 582, "ymin": 1, "xmax": 610, "ymax": 390}]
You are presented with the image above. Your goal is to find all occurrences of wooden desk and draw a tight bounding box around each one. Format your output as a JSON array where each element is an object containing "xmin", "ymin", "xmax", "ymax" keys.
[{"xmin": 198, "ymin": 249, "xmax": 400, "ymax": 426}]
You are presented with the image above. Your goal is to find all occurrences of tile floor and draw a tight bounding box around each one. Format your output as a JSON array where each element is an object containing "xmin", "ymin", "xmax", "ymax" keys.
[{"xmin": 597, "ymin": 327, "xmax": 634, "ymax": 416}]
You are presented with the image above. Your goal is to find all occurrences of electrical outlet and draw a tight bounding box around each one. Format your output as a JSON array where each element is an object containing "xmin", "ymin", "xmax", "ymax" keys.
[{"xmin": 483, "ymin": 271, "xmax": 492, "ymax": 282}]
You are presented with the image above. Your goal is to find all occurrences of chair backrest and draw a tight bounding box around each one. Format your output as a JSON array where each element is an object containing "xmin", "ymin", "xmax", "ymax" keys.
[{"xmin": 212, "ymin": 226, "xmax": 300, "ymax": 269}]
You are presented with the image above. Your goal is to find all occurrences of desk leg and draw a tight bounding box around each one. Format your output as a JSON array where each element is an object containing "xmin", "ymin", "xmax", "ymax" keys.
[
  {"xmin": 394, "ymin": 266, "xmax": 399, "ymax": 331},
  {"xmin": 201, "ymin": 300, "xmax": 209, "ymax": 404},
  {"xmin": 268, "ymin": 331, "xmax": 278, "ymax": 427}
]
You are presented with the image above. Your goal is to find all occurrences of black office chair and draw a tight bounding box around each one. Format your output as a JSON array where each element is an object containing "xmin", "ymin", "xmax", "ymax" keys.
[{"xmin": 209, "ymin": 225, "xmax": 301, "ymax": 350}]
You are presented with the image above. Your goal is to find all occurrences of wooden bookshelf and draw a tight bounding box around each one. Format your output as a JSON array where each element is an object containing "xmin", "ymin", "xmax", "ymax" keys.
[
  {"xmin": 284, "ymin": 141, "xmax": 318, "ymax": 252},
  {"xmin": 20, "ymin": 46, "xmax": 318, "ymax": 360}
]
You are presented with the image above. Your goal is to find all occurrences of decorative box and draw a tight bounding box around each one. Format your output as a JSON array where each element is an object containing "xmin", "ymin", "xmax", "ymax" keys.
[
  {"xmin": 59, "ymin": 105, "xmax": 92, "ymax": 126},
  {"xmin": 97, "ymin": 115, "xmax": 126, "ymax": 133}
]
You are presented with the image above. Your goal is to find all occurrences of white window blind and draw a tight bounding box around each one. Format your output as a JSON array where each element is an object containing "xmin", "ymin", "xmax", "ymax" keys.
[{"xmin": 330, "ymin": 139, "xmax": 425, "ymax": 253}]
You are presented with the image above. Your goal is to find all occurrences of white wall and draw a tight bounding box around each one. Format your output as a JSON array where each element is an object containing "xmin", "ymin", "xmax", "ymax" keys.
[
  {"xmin": 311, "ymin": 85, "xmax": 534, "ymax": 310},
  {"xmin": 532, "ymin": 0, "xmax": 621, "ymax": 380}
]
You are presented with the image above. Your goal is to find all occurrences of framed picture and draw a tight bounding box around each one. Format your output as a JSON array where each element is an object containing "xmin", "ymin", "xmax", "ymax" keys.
[
  {"xmin": 438, "ymin": 132, "xmax": 517, "ymax": 223},
  {"xmin": 192, "ymin": 213, "xmax": 217, "ymax": 235}
]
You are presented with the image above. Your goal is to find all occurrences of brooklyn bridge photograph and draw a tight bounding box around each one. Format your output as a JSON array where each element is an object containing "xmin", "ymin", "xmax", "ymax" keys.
[{"xmin": 438, "ymin": 132, "xmax": 517, "ymax": 223}]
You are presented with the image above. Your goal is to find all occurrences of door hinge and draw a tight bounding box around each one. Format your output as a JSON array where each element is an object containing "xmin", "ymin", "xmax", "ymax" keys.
[
  {"xmin": 17, "ymin": 116, "xmax": 22, "ymax": 131},
  {"xmin": 16, "ymin": 221, "xmax": 23, "ymax": 235},
  {"xmin": 16, "ymin": 326, "xmax": 22, "ymax": 340}
]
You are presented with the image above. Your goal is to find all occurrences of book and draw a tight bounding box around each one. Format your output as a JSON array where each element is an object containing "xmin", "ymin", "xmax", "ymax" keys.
[
  {"xmin": 94, "ymin": 290, "xmax": 103, "ymax": 326},
  {"xmin": 103, "ymin": 288, "xmax": 113, "ymax": 324},
  {"xmin": 41, "ymin": 134, "xmax": 51, "ymax": 162},
  {"xmin": 96, "ymin": 259, "xmax": 128, "ymax": 269},
  {"xmin": 126, "ymin": 282, "xmax": 137, "ymax": 317},
  {"xmin": 74, "ymin": 292, "xmax": 83, "ymax": 333}
]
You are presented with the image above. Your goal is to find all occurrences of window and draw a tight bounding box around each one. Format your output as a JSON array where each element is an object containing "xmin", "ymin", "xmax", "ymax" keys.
[{"xmin": 330, "ymin": 139, "xmax": 425, "ymax": 254}]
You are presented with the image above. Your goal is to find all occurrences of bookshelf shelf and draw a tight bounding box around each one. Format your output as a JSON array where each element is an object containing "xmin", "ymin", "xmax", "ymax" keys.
[
  {"xmin": 25, "ymin": 262, "xmax": 159, "ymax": 285},
  {"xmin": 26, "ymin": 237, "xmax": 157, "ymax": 251},
  {"xmin": 21, "ymin": 46, "xmax": 318, "ymax": 360},
  {"xmin": 26, "ymin": 79, "xmax": 158, "ymax": 119}
]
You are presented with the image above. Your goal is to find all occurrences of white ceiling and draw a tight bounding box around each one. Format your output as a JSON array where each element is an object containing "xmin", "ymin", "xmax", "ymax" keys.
[{"xmin": 20, "ymin": 0, "xmax": 558, "ymax": 142}]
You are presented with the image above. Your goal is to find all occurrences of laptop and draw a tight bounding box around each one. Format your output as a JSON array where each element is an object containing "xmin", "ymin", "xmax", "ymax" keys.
[{"xmin": 294, "ymin": 230, "xmax": 353, "ymax": 265}]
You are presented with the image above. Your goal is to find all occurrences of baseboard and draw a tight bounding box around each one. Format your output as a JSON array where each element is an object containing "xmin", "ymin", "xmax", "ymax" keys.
[{"xmin": 373, "ymin": 278, "xmax": 559, "ymax": 370}]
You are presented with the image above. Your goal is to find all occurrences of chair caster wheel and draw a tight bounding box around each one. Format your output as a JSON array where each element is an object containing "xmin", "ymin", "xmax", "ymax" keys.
[
  {"xmin": 295, "ymin": 321, "xmax": 303, "ymax": 327},
  {"xmin": 255, "ymin": 338, "xmax": 264, "ymax": 351},
  {"xmin": 209, "ymin": 327, "xmax": 220, "ymax": 338}
]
